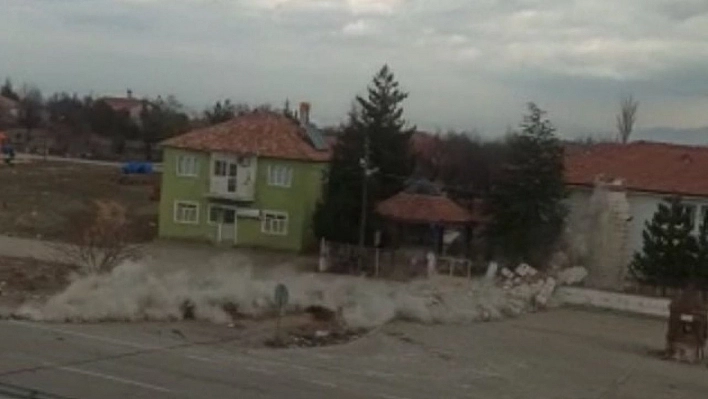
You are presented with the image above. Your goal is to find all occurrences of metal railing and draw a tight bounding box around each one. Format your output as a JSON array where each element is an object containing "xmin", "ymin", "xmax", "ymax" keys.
[{"xmin": 0, "ymin": 382, "xmax": 75, "ymax": 399}]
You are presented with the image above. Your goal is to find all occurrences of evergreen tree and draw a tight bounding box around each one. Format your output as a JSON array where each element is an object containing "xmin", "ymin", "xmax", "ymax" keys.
[
  {"xmin": 139, "ymin": 96, "xmax": 190, "ymax": 161},
  {"xmin": 488, "ymin": 103, "xmax": 566, "ymax": 264},
  {"xmin": 314, "ymin": 65, "xmax": 414, "ymax": 243},
  {"xmin": 204, "ymin": 99, "xmax": 235, "ymax": 125},
  {"xmin": 630, "ymin": 197, "xmax": 698, "ymax": 289},
  {"xmin": 17, "ymin": 85, "xmax": 44, "ymax": 134},
  {"xmin": 1, "ymin": 78, "xmax": 19, "ymax": 101}
]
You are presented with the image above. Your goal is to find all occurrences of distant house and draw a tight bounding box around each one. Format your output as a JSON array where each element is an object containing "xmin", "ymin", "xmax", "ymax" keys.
[
  {"xmin": 565, "ymin": 141, "xmax": 708, "ymax": 288},
  {"xmin": 0, "ymin": 95, "xmax": 19, "ymax": 126},
  {"xmin": 99, "ymin": 90, "xmax": 146, "ymax": 121},
  {"xmin": 158, "ymin": 103, "xmax": 331, "ymax": 251}
]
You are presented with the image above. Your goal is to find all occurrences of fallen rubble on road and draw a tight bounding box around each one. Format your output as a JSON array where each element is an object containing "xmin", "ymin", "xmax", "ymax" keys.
[{"xmin": 5, "ymin": 255, "xmax": 587, "ymax": 338}]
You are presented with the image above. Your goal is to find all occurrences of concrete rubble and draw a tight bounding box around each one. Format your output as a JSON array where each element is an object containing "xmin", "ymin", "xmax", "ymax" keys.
[{"xmin": 5, "ymin": 257, "xmax": 588, "ymax": 344}]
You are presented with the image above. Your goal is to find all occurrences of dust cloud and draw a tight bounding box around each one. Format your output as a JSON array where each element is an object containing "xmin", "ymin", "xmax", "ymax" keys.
[{"xmin": 11, "ymin": 255, "xmax": 571, "ymax": 328}]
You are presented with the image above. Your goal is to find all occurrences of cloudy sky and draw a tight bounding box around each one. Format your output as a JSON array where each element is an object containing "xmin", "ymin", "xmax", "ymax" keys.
[{"xmin": 2, "ymin": 0, "xmax": 708, "ymax": 138}]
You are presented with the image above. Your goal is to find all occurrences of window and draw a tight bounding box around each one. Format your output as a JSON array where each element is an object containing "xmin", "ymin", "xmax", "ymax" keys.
[
  {"xmin": 208, "ymin": 205, "xmax": 235, "ymax": 225},
  {"xmin": 676, "ymin": 203, "xmax": 708, "ymax": 234},
  {"xmin": 176, "ymin": 155, "xmax": 198, "ymax": 177},
  {"xmin": 680, "ymin": 204, "xmax": 698, "ymax": 232},
  {"xmin": 214, "ymin": 160, "xmax": 227, "ymax": 177},
  {"xmin": 701, "ymin": 205, "xmax": 708, "ymax": 228},
  {"xmin": 268, "ymin": 165, "xmax": 293, "ymax": 187},
  {"xmin": 227, "ymin": 163, "xmax": 238, "ymax": 192},
  {"xmin": 174, "ymin": 201, "xmax": 199, "ymax": 224},
  {"xmin": 261, "ymin": 211, "xmax": 288, "ymax": 235}
]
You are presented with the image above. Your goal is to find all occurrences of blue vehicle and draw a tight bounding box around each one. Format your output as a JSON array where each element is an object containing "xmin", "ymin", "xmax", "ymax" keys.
[{"xmin": 121, "ymin": 161, "xmax": 153, "ymax": 175}]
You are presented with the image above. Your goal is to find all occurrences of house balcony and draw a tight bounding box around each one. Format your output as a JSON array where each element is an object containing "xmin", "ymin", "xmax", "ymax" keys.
[{"xmin": 204, "ymin": 190, "xmax": 255, "ymax": 203}]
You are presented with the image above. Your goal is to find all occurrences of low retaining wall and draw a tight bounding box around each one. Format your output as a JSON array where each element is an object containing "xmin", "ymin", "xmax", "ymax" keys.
[{"xmin": 556, "ymin": 286, "xmax": 670, "ymax": 318}]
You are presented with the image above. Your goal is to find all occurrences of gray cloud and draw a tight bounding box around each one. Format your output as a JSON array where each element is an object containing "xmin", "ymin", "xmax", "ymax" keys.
[{"xmin": 2, "ymin": 0, "xmax": 708, "ymax": 137}]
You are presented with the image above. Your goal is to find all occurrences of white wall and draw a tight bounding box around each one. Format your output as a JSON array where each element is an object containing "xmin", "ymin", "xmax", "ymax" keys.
[
  {"xmin": 626, "ymin": 193, "xmax": 661, "ymax": 256},
  {"xmin": 568, "ymin": 187, "xmax": 708, "ymax": 267}
]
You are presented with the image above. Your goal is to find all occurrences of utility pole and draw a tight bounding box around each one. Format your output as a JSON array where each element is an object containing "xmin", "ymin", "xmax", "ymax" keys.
[{"xmin": 358, "ymin": 133, "xmax": 376, "ymax": 270}]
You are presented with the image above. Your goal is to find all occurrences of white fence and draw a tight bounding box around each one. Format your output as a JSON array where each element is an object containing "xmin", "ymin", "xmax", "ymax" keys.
[{"xmin": 319, "ymin": 239, "xmax": 479, "ymax": 279}]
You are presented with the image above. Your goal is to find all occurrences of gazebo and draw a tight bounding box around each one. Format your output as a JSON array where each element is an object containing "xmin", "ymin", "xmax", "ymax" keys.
[{"xmin": 376, "ymin": 184, "xmax": 485, "ymax": 255}]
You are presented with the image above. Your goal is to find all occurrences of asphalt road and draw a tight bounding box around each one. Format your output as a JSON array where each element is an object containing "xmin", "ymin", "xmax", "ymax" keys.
[{"xmin": 1, "ymin": 309, "xmax": 706, "ymax": 399}]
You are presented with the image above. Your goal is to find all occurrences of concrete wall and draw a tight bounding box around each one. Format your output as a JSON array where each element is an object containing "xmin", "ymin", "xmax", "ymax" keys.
[
  {"xmin": 158, "ymin": 147, "xmax": 327, "ymax": 252},
  {"xmin": 557, "ymin": 286, "xmax": 670, "ymax": 317},
  {"xmin": 566, "ymin": 187, "xmax": 631, "ymax": 289}
]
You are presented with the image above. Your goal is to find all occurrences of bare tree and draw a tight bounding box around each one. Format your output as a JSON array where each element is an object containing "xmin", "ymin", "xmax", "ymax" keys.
[
  {"xmin": 616, "ymin": 94, "xmax": 639, "ymax": 144},
  {"xmin": 53, "ymin": 200, "xmax": 141, "ymax": 274}
]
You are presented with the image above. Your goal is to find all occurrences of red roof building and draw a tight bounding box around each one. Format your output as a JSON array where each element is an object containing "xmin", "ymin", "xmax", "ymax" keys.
[
  {"xmin": 376, "ymin": 192, "xmax": 477, "ymax": 225},
  {"xmin": 565, "ymin": 141, "xmax": 708, "ymax": 197},
  {"xmin": 376, "ymin": 190, "xmax": 483, "ymax": 255},
  {"xmin": 100, "ymin": 97, "xmax": 144, "ymax": 113},
  {"xmin": 564, "ymin": 141, "xmax": 708, "ymax": 282},
  {"xmin": 162, "ymin": 112, "xmax": 331, "ymax": 162}
]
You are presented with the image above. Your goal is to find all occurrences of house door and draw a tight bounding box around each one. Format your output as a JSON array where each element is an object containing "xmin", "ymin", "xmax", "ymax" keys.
[
  {"xmin": 211, "ymin": 158, "xmax": 238, "ymax": 195},
  {"xmin": 210, "ymin": 206, "xmax": 237, "ymax": 245}
]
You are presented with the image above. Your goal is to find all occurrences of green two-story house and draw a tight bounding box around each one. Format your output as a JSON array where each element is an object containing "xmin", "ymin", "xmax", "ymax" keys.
[{"xmin": 158, "ymin": 108, "xmax": 330, "ymax": 251}]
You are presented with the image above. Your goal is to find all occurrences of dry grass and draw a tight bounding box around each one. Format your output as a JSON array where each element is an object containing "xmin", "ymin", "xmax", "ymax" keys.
[
  {"xmin": 0, "ymin": 161, "xmax": 157, "ymax": 242},
  {"xmin": 0, "ymin": 255, "xmax": 77, "ymax": 307}
]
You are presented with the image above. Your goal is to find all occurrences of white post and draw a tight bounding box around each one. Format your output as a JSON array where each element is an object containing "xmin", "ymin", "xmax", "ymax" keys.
[
  {"xmin": 318, "ymin": 238, "xmax": 328, "ymax": 272},
  {"xmin": 485, "ymin": 261, "xmax": 499, "ymax": 282},
  {"xmin": 426, "ymin": 251, "xmax": 437, "ymax": 278},
  {"xmin": 374, "ymin": 230, "xmax": 381, "ymax": 277}
]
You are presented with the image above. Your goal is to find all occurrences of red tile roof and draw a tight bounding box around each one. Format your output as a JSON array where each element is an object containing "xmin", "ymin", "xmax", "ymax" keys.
[
  {"xmin": 100, "ymin": 97, "xmax": 144, "ymax": 112},
  {"xmin": 162, "ymin": 112, "xmax": 331, "ymax": 162},
  {"xmin": 565, "ymin": 141, "xmax": 708, "ymax": 197},
  {"xmin": 376, "ymin": 192, "xmax": 477, "ymax": 224}
]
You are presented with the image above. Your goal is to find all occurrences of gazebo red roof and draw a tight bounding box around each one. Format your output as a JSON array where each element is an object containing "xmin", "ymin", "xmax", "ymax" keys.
[{"xmin": 376, "ymin": 192, "xmax": 478, "ymax": 225}]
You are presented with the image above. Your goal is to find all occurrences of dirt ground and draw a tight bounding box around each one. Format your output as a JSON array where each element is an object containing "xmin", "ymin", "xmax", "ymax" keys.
[
  {"xmin": 0, "ymin": 255, "xmax": 77, "ymax": 308},
  {"xmin": 0, "ymin": 160, "xmax": 158, "ymax": 242}
]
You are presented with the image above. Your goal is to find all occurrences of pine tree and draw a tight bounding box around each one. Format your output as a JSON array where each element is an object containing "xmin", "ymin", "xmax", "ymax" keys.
[
  {"xmin": 314, "ymin": 65, "xmax": 414, "ymax": 243},
  {"xmin": 17, "ymin": 86, "xmax": 44, "ymax": 134},
  {"xmin": 488, "ymin": 103, "xmax": 566, "ymax": 264},
  {"xmin": 204, "ymin": 99, "xmax": 235, "ymax": 125},
  {"xmin": 1, "ymin": 78, "xmax": 19, "ymax": 101},
  {"xmin": 630, "ymin": 197, "xmax": 698, "ymax": 290}
]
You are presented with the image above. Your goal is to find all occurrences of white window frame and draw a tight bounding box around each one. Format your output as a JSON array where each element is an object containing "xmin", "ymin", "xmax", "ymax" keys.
[
  {"xmin": 213, "ymin": 159, "xmax": 228, "ymax": 177},
  {"xmin": 261, "ymin": 210, "xmax": 288, "ymax": 236},
  {"xmin": 267, "ymin": 165, "xmax": 293, "ymax": 188},
  {"xmin": 173, "ymin": 200, "xmax": 200, "ymax": 224},
  {"xmin": 176, "ymin": 155, "xmax": 199, "ymax": 177},
  {"xmin": 207, "ymin": 204, "xmax": 236, "ymax": 225}
]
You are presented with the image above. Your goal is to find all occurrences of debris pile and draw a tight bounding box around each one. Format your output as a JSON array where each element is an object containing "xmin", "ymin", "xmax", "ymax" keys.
[{"xmin": 8, "ymin": 257, "xmax": 588, "ymax": 331}]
